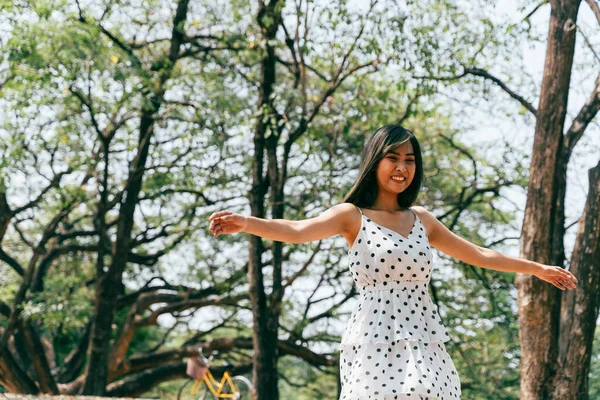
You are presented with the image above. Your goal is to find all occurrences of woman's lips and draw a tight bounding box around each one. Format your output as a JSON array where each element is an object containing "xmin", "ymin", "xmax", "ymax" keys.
[{"xmin": 390, "ymin": 176, "xmax": 406, "ymax": 183}]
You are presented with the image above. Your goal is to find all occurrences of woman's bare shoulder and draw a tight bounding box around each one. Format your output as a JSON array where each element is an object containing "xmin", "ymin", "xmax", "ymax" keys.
[
  {"xmin": 335, "ymin": 202, "xmax": 360, "ymax": 212},
  {"xmin": 331, "ymin": 203, "xmax": 362, "ymax": 246},
  {"xmin": 333, "ymin": 202, "xmax": 360, "ymax": 226},
  {"xmin": 410, "ymin": 205, "xmax": 428, "ymax": 215}
]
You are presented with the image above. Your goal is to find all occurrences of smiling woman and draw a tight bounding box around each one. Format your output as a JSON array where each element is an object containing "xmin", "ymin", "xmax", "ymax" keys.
[
  {"xmin": 335, "ymin": 125, "xmax": 463, "ymax": 399},
  {"xmin": 208, "ymin": 124, "xmax": 578, "ymax": 400}
]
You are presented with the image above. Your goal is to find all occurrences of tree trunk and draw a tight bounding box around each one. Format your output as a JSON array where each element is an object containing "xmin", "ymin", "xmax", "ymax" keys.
[
  {"xmin": 551, "ymin": 161, "xmax": 600, "ymax": 399},
  {"xmin": 81, "ymin": 1, "xmax": 190, "ymax": 393},
  {"xmin": 248, "ymin": 1, "xmax": 283, "ymax": 399},
  {"xmin": 0, "ymin": 346, "xmax": 39, "ymax": 394},
  {"xmin": 19, "ymin": 320, "xmax": 58, "ymax": 394},
  {"xmin": 515, "ymin": 1, "xmax": 581, "ymax": 399}
]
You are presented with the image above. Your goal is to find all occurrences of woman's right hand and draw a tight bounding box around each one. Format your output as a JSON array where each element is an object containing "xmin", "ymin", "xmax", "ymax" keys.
[{"xmin": 208, "ymin": 211, "xmax": 248, "ymax": 237}]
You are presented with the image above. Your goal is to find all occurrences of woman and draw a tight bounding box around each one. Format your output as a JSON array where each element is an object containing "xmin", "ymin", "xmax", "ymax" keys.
[{"xmin": 208, "ymin": 125, "xmax": 578, "ymax": 399}]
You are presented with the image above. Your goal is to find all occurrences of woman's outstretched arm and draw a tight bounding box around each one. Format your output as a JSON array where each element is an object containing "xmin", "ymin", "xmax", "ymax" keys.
[
  {"xmin": 412, "ymin": 206, "xmax": 578, "ymax": 291},
  {"xmin": 208, "ymin": 203, "xmax": 356, "ymax": 244}
]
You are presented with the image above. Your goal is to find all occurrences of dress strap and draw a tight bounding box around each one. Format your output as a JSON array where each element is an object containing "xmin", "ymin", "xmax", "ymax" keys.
[
  {"xmin": 407, "ymin": 207, "xmax": 418, "ymax": 226},
  {"xmin": 354, "ymin": 204, "xmax": 364, "ymax": 217}
]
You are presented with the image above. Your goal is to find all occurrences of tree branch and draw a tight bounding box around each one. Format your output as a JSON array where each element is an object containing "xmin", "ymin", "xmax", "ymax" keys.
[
  {"xmin": 564, "ymin": 74, "xmax": 600, "ymax": 160},
  {"xmin": 54, "ymin": 322, "xmax": 91, "ymax": 383},
  {"xmin": 439, "ymin": 133, "xmax": 479, "ymax": 180},
  {"xmin": 0, "ymin": 248, "xmax": 25, "ymax": 276},
  {"xmin": 137, "ymin": 294, "xmax": 249, "ymax": 327},
  {"xmin": 415, "ymin": 67, "xmax": 538, "ymax": 117},
  {"xmin": 106, "ymin": 361, "xmax": 188, "ymax": 397},
  {"xmin": 523, "ymin": 0, "xmax": 549, "ymax": 22},
  {"xmin": 13, "ymin": 170, "xmax": 71, "ymax": 215},
  {"xmin": 462, "ymin": 67, "xmax": 538, "ymax": 116},
  {"xmin": 398, "ymin": 88, "xmax": 421, "ymax": 125},
  {"xmin": 0, "ymin": 200, "xmax": 80, "ymax": 349},
  {"xmin": 283, "ymin": 241, "xmax": 322, "ymax": 289},
  {"xmin": 586, "ymin": 0, "xmax": 600, "ymax": 26},
  {"xmin": 111, "ymin": 286, "xmax": 242, "ymax": 378}
]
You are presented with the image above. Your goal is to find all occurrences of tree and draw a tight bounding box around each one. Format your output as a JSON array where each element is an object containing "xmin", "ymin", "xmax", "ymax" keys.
[
  {"xmin": 0, "ymin": 0, "xmax": 247, "ymax": 395},
  {"xmin": 512, "ymin": 1, "xmax": 600, "ymax": 397},
  {"xmin": 247, "ymin": 0, "xmax": 397, "ymax": 397}
]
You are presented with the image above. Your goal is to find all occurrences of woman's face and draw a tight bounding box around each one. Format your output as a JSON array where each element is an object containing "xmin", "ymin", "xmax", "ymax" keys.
[{"xmin": 375, "ymin": 140, "xmax": 416, "ymax": 195}]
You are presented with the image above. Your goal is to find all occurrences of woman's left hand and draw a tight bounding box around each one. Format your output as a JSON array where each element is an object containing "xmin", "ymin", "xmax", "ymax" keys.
[{"xmin": 533, "ymin": 264, "xmax": 578, "ymax": 290}]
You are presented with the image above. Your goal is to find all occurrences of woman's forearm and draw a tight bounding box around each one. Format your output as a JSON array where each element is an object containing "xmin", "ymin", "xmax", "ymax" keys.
[
  {"xmin": 480, "ymin": 248, "xmax": 542, "ymax": 275},
  {"xmin": 243, "ymin": 216, "xmax": 300, "ymax": 243}
]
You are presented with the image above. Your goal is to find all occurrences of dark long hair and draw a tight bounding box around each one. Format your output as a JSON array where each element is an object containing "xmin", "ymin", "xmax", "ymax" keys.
[{"xmin": 342, "ymin": 125, "xmax": 423, "ymax": 209}]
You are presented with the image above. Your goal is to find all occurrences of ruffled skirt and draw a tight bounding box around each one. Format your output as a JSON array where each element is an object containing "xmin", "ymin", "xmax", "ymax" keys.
[{"xmin": 339, "ymin": 282, "xmax": 461, "ymax": 400}]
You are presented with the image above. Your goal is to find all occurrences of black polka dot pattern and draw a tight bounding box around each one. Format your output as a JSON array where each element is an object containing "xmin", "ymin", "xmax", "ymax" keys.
[{"xmin": 339, "ymin": 206, "xmax": 461, "ymax": 399}]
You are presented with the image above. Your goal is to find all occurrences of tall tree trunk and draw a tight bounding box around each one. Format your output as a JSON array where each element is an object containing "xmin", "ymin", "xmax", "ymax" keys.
[
  {"xmin": 515, "ymin": 1, "xmax": 581, "ymax": 399},
  {"xmin": 551, "ymin": 161, "xmax": 600, "ymax": 398},
  {"xmin": 81, "ymin": 1, "xmax": 190, "ymax": 394},
  {"xmin": 82, "ymin": 110, "xmax": 158, "ymax": 396},
  {"xmin": 248, "ymin": 1, "xmax": 283, "ymax": 399}
]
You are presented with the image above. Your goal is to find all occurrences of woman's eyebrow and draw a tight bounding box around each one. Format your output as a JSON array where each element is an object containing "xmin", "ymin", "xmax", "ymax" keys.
[{"xmin": 390, "ymin": 150, "xmax": 415, "ymax": 156}]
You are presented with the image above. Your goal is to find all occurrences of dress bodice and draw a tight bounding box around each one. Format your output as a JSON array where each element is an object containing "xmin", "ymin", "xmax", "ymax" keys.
[{"xmin": 348, "ymin": 207, "xmax": 434, "ymax": 290}]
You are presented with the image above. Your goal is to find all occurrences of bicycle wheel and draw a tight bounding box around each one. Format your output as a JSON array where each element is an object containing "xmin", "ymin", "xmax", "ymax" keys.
[
  {"xmin": 177, "ymin": 379, "xmax": 193, "ymax": 400},
  {"xmin": 177, "ymin": 379, "xmax": 213, "ymax": 400},
  {"xmin": 221, "ymin": 375, "xmax": 255, "ymax": 400}
]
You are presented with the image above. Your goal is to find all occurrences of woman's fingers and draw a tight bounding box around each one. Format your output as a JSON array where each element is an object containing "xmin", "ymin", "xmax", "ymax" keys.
[
  {"xmin": 536, "ymin": 265, "xmax": 578, "ymax": 290},
  {"xmin": 552, "ymin": 274, "xmax": 568, "ymax": 290},
  {"xmin": 554, "ymin": 268, "xmax": 577, "ymax": 290},
  {"xmin": 560, "ymin": 268, "xmax": 577, "ymax": 282},
  {"xmin": 560, "ymin": 269, "xmax": 578, "ymax": 288},
  {"xmin": 208, "ymin": 212, "xmax": 243, "ymax": 237},
  {"xmin": 208, "ymin": 216, "xmax": 222, "ymax": 236},
  {"xmin": 209, "ymin": 212, "xmax": 228, "ymax": 233},
  {"xmin": 209, "ymin": 211, "xmax": 232, "ymax": 222},
  {"xmin": 212, "ymin": 222, "xmax": 223, "ymax": 233},
  {"xmin": 565, "ymin": 275, "xmax": 577, "ymax": 287}
]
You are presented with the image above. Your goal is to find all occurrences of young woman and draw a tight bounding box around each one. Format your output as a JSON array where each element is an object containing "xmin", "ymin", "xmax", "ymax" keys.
[{"xmin": 208, "ymin": 125, "xmax": 578, "ymax": 399}]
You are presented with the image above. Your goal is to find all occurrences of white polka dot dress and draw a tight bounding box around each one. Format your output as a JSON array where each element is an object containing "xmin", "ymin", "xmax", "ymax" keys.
[{"xmin": 339, "ymin": 206, "xmax": 461, "ymax": 400}]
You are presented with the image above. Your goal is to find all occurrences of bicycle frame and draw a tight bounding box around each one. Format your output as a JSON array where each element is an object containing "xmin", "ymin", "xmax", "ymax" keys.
[{"xmin": 190, "ymin": 369, "xmax": 241, "ymax": 399}]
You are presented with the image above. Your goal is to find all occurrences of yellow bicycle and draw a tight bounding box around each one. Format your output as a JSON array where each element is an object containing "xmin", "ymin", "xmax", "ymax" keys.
[{"xmin": 177, "ymin": 347, "xmax": 254, "ymax": 400}]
